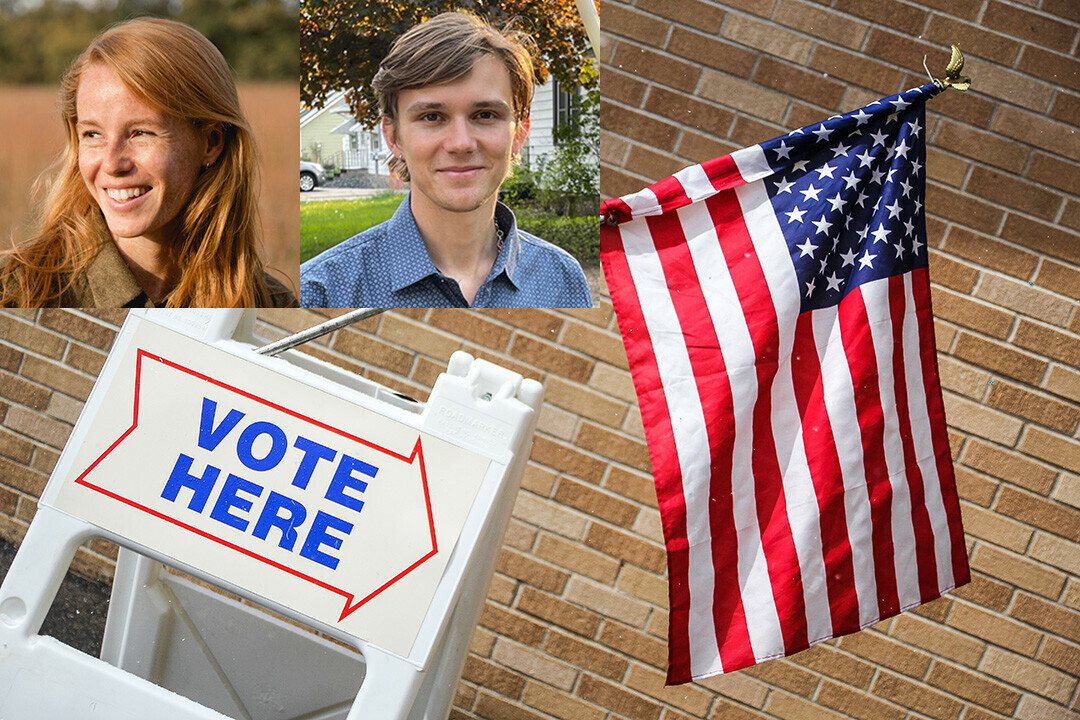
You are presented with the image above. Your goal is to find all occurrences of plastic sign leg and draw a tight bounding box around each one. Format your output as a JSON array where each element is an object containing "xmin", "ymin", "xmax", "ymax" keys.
[{"xmin": 346, "ymin": 645, "xmax": 424, "ymax": 719}]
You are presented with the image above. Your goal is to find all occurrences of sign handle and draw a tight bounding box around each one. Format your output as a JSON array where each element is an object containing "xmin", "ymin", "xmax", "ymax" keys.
[{"xmin": 255, "ymin": 308, "xmax": 387, "ymax": 356}]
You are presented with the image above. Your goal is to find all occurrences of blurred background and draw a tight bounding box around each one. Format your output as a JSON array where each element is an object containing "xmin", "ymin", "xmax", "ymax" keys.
[{"xmin": 0, "ymin": 0, "xmax": 300, "ymax": 292}]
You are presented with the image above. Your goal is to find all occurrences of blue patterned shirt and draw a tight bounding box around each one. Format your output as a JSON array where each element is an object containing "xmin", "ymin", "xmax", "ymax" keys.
[{"xmin": 300, "ymin": 196, "xmax": 593, "ymax": 308}]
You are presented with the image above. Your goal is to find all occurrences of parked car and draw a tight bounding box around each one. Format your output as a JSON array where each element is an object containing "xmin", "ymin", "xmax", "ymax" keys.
[{"xmin": 300, "ymin": 160, "xmax": 327, "ymax": 192}]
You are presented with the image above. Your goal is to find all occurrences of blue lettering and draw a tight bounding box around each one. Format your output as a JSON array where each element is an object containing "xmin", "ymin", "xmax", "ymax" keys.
[
  {"xmin": 325, "ymin": 454, "xmax": 376, "ymax": 514},
  {"xmin": 198, "ymin": 398, "xmax": 244, "ymax": 452},
  {"xmin": 209, "ymin": 474, "xmax": 264, "ymax": 532},
  {"xmin": 299, "ymin": 511, "xmax": 353, "ymax": 570},
  {"xmin": 252, "ymin": 491, "xmax": 308, "ymax": 550},
  {"xmin": 236, "ymin": 421, "xmax": 288, "ymax": 472},
  {"xmin": 162, "ymin": 454, "xmax": 219, "ymax": 512},
  {"xmin": 291, "ymin": 436, "xmax": 337, "ymax": 489}
]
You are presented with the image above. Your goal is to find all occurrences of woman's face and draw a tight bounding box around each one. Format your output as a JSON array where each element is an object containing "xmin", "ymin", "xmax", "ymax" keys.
[{"xmin": 75, "ymin": 63, "xmax": 222, "ymax": 247}]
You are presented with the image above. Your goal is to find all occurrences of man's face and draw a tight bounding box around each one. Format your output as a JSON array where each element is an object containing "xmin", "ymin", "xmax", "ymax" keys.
[{"xmin": 384, "ymin": 54, "xmax": 529, "ymax": 216}]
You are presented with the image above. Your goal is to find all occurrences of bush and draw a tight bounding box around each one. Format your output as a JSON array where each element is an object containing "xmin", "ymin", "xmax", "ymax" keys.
[{"xmin": 517, "ymin": 210, "xmax": 600, "ymax": 264}]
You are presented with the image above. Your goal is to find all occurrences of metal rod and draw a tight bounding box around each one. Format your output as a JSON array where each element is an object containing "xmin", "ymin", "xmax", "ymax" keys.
[{"xmin": 254, "ymin": 308, "xmax": 387, "ymax": 356}]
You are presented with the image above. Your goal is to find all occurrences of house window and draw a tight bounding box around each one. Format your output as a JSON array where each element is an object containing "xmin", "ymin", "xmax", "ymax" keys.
[{"xmin": 553, "ymin": 81, "xmax": 581, "ymax": 141}]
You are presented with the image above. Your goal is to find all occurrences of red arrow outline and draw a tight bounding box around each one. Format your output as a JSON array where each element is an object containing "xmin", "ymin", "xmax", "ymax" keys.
[{"xmin": 73, "ymin": 348, "xmax": 438, "ymax": 622}]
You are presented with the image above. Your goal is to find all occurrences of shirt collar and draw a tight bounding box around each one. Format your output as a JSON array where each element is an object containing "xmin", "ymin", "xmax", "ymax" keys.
[
  {"xmin": 386, "ymin": 193, "xmax": 523, "ymax": 293},
  {"xmin": 83, "ymin": 240, "xmax": 154, "ymax": 307}
]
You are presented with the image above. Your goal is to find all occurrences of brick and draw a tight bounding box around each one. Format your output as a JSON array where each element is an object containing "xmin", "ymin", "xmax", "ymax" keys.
[
  {"xmin": 544, "ymin": 630, "xmax": 628, "ymax": 680},
  {"xmin": 983, "ymin": 0, "xmax": 1077, "ymax": 54},
  {"xmin": 952, "ymin": 332, "xmax": 1047, "ymax": 386},
  {"xmin": 633, "ymin": 0, "xmax": 726, "ymax": 33},
  {"xmin": 927, "ymin": 661, "xmax": 1021, "ymax": 715},
  {"xmin": 814, "ymin": 679, "xmax": 905, "ymax": 720},
  {"xmin": 1043, "ymin": 0, "xmax": 1080, "ymax": 22},
  {"xmin": 948, "ymin": 600, "xmax": 1042, "ymax": 656},
  {"xmin": 930, "ymin": 286, "xmax": 1013, "ymax": 339},
  {"xmin": 3, "ymin": 406, "xmax": 70, "ymax": 449},
  {"xmin": 1014, "ymin": 593, "xmax": 1080, "ymax": 644},
  {"xmin": 742, "ymin": 659, "xmax": 820, "ymax": 698},
  {"xmin": 536, "ymin": 533, "xmax": 619, "ymax": 584},
  {"xmin": 599, "ymin": 619, "xmax": 667, "ymax": 668},
  {"xmin": 960, "ymin": 502, "xmax": 1032, "ymax": 552},
  {"xmin": 496, "ymin": 548, "xmax": 568, "ymax": 593},
  {"xmin": 942, "ymin": 227, "xmax": 1038, "ymax": 281},
  {"xmin": 0, "ymin": 313, "xmax": 66, "ymax": 359},
  {"xmin": 934, "ymin": 122, "xmax": 1029, "ymax": 175},
  {"xmin": 62, "ymin": 343, "xmax": 106, "ymax": 378},
  {"xmin": 602, "ymin": 162, "xmax": 654, "ymax": 197},
  {"xmin": 517, "ymin": 586, "xmax": 600, "ymax": 637},
  {"xmin": 0, "ymin": 344, "xmax": 21, "ymax": 373},
  {"xmin": 889, "ymin": 613, "xmax": 984, "ymax": 668},
  {"xmin": 993, "ymin": 105, "xmax": 1080, "ymax": 163},
  {"xmin": 698, "ymin": 71, "xmax": 789, "ymax": 124},
  {"xmin": 609, "ymin": 44, "xmax": 700, "ymax": 96},
  {"xmin": 970, "ymin": 544, "xmax": 1065, "ymax": 599},
  {"xmin": 537, "ymin": 403, "xmax": 576, "ymax": 440},
  {"xmin": 937, "ymin": 355, "xmax": 992, "ymax": 399},
  {"xmin": 1018, "ymin": 426, "xmax": 1080, "ymax": 475},
  {"xmin": 766, "ymin": 690, "xmax": 848, "ymax": 720},
  {"xmin": 833, "ymin": 0, "xmax": 929, "ymax": 34},
  {"xmin": 1030, "ymin": 533, "xmax": 1080, "ymax": 576},
  {"xmin": 599, "ymin": 66, "xmax": 646, "ymax": 109},
  {"xmin": 697, "ymin": 669, "xmax": 770, "ymax": 706},
  {"xmin": 554, "ymin": 478, "xmax": 638, "ymax": 527},
  {"xmin": 616, "ymin": 564, "xmax": 668, "ymax": 607},
  {"xmin": 927, "ymin": 250, "xmax": 979, "ymax": 293},
  {"xmin": 625, "ymin": 663, "xmax": 713, "ymax": 716},
  {"xmin": 522, "ymin": 681, "xmax": 605, "ymax": 720},
  {"xmin": 996, "ymin": 485, "xmax": 1080, "ymax": 542},
  {"xmin": 566, "ymin": 576, "xmax": 650, "ymax": 627},
  {"xmin": 585, "ymin": 523, "xmax": 665, "ymax": 573},
  {"xmin": 578, "ymin": 674, "xmax": 660, "ymax": 720},
  {"xmin": 1049, "ymin": 91, "xmax": 1080, "ymax": 126},
  {"xmin": 601, "ymin": 2, "xmax": 670, "ymax": 46},
  {"xmin": 969, "ymin": 166, "xmax": 1061, "ymax": 222},
  {"xmin": 1014, "ymin": 319, "xmax": 1080, "ymax": 365},
  {"xmin": 953, "ymin": 574, "xmax": 1012, "ymax": 614},
  {"xmin": 753, "ymin": 56, "xmax": 846, "ymax": 111},
  {"xmin": 0, "ymin": 371, "xmax": 50, "ymax": 410},
  {"xmin": 961, "ymin": 438, "xmax": 1056, "ymax": 495},
  {"xmin": 1062, "ymin": 199, "xmax": 1080, "ymax": 235},
  {"xmin": 980, "ymin": 646, "xmax": 1077, "ymax": 704},
  {"xmin": 924, "ymin": 15, "xmax": 1021, "ymax": 66},
  {"xmin": 508, "ymin": 334, "xmax": 593, "ymax": 381},
  {"xmin": 473, "ymin": 691, "xmax": 547, "ymax": 720},
  {"xmin": 872, "ymin": 671, "xmax": 963, "ymax": 720},
  {"xmin": 1040, "ymin": 637, "xmax": 1080, "ymax": 678},
  {"xmin": 1028, "ymin": 153, "xmax": 1080, "ymax": 198},
  {"xmin": 484, "ymin": 308, "xmax": 565, "ymax": 339},
  {"xmin": 604, "ymin": 465, "xmax": 657, "ymax": 507},
  {"xmin": 1004, "ymin": 375, "xmax": 1078, "ymax": 430},
  {"xmin": 978, "ymin": 274, "xmax": 1074, "ymax": 327},
  {"xmin": 426, "ymin": 311, "xmax": 513, "ymax": 353},
  {"xmin": 665, "ymin": 27, "xmax": 757, "ymax": 79},
  {"xmin": 808, "ymin": 45, "xmax": 905, "ymax": 97},
  {"xmin": 512, "ymin": 490, "xmax": 587, "ymax": 539},
  {"xmin": 723, "ymin": 10, "xmax": 816, "ymax": 61},
  {"xmin": 927, "ymin": 183, "xmax": 1006, "ymax": 235},
  {"xmin": 529, "ymin": 436, "xmax": 606, "ymax": 483},
  {"xmin": 1006, "ymin": 216, "xmax": 1080, "ymax": 269},
  {"xmin": 560, "ymin": 319, "xmax": 628, "ymax": 370},
  {"xmin": 492, "ymin": 640, "xmax": 577, "ymax": 691},
  {"xmin": 864, "ymin": 28, "xmax": 942, "ymax": 75},
  {"xmin": 575, "ymin": 422, "xmax": 649, "ymax": 471},
  {"xmin": 941, "ymin": 391, "xmax": 1023, "ymax": 446},
  {"xmin": 625, "ymin": 144, "xmax": 691, "ymax": 180},
  {"xmin": 0, "ymin": 428, "xmax": 33, "ymax": 464},
  {"xmin": 1016, "ymin": 694, "xmax": 1080, "ymax": 720},
  {"xmin": 0, "ymin": 455, "xmax": 48, "ymax": 497},
  {"xmin": 954, "ymin": 466, "xmax": 997, "ymax": 507},
  {"xmin": 926, "ymin": 147, "xmax": 969, "ymax": 187},
  {"xmin": 37, "ymin": 310, "xmax": 116, "ymax": 350},
  {"xmin": 601, "ymin": 134, "xmax": 629, "ymax": 166},
  {"xmin": 378, "ymin": 313, "xmax": 461, "ymax": 359},
  {"xmin": 479, "ymin": 603, "xmax": 547, "ymax": 647},
  {"xmin": 462, "ymin": 656, "xmax": 526, "ymax": 699}
]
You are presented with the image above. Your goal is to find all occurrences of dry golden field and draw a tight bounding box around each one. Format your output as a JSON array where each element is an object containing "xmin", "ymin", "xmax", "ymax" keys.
[{"xmin": 0, "ymin": 83, "xmax": 300, "ymax": 295}]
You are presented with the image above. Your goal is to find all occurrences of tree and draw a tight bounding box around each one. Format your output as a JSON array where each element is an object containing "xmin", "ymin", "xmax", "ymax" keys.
[{"xmin": 300, "ymin": 0, "xmax": 593, "ymax": 126}]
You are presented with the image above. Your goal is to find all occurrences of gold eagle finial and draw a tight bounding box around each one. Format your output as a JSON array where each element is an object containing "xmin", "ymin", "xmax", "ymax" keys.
[{"xmin": 937, "ymin": 44, "xmax": 971, "ymax": 91}]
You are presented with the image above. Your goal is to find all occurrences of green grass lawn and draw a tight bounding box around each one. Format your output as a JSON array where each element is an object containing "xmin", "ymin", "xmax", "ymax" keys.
[{"xmin": 299, "ymin": 193, "xmax": 405, "ymax": 262}]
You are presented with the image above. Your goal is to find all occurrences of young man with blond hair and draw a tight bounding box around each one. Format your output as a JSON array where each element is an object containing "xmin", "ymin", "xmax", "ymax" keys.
[{"xmin": 301, "ymin": 12, "xmax": 592, "ymax": 308}]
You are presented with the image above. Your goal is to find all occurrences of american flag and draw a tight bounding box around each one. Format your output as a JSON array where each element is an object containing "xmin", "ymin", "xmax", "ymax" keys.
[{"xmin": 600, "ymin": 83, "xmax": 970, "ymax": 684}]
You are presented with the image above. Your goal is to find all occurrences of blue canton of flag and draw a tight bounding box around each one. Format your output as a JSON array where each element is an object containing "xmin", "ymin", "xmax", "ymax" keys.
[{"xmin": 762, "ymin": 83, "xmax": 939, "ymax": 312}]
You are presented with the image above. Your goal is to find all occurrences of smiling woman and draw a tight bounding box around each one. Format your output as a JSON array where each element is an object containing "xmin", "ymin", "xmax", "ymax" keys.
[{"xmin": 0, "ymin": 18, "xmax": 298, "ymax": 308}]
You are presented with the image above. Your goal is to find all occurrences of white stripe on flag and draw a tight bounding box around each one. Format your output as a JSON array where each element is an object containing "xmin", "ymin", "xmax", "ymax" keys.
[
  {"xmin": 619, "ymin": 207, "xmax": 723, "ymax": 677},
  {"xmin": 812, "ymin": 306, "xmax": 881, "ymax": 628},
  {"xmin": 863, "ymin": 278, "xmax": 922, "ymax": 610}
]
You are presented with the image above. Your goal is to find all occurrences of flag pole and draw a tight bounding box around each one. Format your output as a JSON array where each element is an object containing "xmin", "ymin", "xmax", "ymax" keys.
[{"xmin": 575, "ymin": 0, "xmax": 600, "ymax": 52}]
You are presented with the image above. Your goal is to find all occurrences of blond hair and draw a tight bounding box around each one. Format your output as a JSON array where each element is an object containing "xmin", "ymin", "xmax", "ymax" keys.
[
  {"xmin": 373, "ymin": 12, "xmax": 535, "ymax": 182},
  {"xmin": 1, "ymin": 17, "xmax": 273, "ymax": 307}
]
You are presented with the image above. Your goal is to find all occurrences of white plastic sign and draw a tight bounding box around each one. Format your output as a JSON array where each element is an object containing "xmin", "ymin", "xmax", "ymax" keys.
[{"xmin": 51, "ymin": 320, "xmax": 491, "ymax": 657}]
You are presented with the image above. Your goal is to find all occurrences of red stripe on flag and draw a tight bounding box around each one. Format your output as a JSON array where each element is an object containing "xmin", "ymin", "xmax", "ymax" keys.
[
  {"xmin": 701, "ymin": 153, "xmax": 744, "ymax": 193},
  {"xmin": 838, "ymin": 288, "xmax": 900, "ymax": 620},
  {"xmin": 706, "ymin": 191, "xmax": 810, "ymax": 657},
  {"xmin": 644, "ymin": 208, "xmax": 755, "ymax": 676},
  {"xmin": 791, "ymin": 312, "xmax": 861, "ymax": 635},
  {"xmin": 912, "ymin": 268, "xmax": 970, "ymax": 588},
  {"xmin": 650, "ymin": 176, "xmax": 693, "ymax": 216},
  {"xmin": 888, "ymin": 275, "xmax": 941, "ymax": 604},
  {"xmin": 601, "ymin": 223, "xmax": 695, "ymax": 682}
]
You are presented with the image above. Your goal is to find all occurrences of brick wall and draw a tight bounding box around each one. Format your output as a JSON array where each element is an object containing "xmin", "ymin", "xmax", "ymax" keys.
[{"xmin": 599, "ymin": 0, "xmax": 1080, "ymax": 719}]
